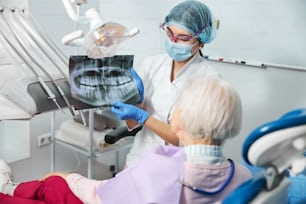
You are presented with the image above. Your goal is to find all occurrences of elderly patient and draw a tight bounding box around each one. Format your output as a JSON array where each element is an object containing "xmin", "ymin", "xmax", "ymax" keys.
[{"xmin": 0, "ymin": 73, "xmax": 251, "ymax": 204}]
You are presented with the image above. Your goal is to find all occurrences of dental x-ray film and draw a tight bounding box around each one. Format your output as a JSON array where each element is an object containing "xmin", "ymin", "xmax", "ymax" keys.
[{"xmin": 69, "ymin": 55, "xmax": 141, "ymax": 110}]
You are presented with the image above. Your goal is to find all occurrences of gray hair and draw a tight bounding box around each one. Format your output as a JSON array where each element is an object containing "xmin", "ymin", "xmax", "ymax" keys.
[{"xmin": 175, "ymin": 72, "xmax": 242, "ymax": 145}]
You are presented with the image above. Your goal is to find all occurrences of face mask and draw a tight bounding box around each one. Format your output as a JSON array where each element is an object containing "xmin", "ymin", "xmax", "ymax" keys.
[{"xmin": 164, "ymin": 37, "xmax": 198, "ymax": 61}]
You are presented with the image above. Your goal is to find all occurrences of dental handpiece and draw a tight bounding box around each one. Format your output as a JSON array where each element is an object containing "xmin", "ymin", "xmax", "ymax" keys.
[
  {"xmin": 38, "ymin": 77, "xmax": 62, "ymax": 111},
  {"xmin": 0, "ymin": 9, "xmax": 63, "ymax": 112},
  {"xmin": 56, "ymin": 85, "xmax": 75, "ymax": 116},
  {"xmin": 11, "ymin": 9, "xmax": 75, "ymax": 116}
]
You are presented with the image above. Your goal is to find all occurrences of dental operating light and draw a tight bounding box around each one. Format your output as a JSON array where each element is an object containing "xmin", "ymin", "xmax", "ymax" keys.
[{"xmin": 62, "ymin": 0, "xmax": 139, "ymax": 58}]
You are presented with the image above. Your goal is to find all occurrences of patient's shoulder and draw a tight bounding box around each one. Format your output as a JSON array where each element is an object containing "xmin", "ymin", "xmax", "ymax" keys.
[{"xmin": 234, "ymin": 163, "xmax": 252, "ymax": 181}]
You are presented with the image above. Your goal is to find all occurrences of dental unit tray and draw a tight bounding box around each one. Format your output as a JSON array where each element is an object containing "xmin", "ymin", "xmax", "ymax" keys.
[
  {"xmin": 0, "ymin": 75, "xmax": 71, "ymax": 115},
  {"xmin": 0, "ymin": 4, "xmax": 73, "ymax": 118}
]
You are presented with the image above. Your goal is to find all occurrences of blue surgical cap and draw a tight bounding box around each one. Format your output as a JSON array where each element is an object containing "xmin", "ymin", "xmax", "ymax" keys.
[{"xmin": 165, "ymin": 0, "xmax": 216, "ymax": 44}]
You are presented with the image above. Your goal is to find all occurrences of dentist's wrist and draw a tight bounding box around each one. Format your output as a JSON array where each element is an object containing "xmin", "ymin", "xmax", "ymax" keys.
[{"xmin": 137, "ymin": 109, "xmax": 150, "ymax": 124}]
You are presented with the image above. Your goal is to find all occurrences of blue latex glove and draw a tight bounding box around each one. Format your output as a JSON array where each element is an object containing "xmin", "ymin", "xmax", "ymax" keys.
[
  {"xmin": 111, "ymin": 101, "xmax": 149, "ymax": 124},
  {"xmin": 130, "ymin": 68, "xmax": 144, "ymax": 103}
]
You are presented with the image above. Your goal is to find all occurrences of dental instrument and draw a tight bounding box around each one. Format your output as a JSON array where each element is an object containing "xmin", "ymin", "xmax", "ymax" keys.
[
  {"xmin": 9, "ymin": 8, "xmax": 75, "ymax": 116},
  {"xmin": 0, "ymin": 8, "xmax": 63, "ymax": 112},
  {"xmin": 26, "ymin": 13, "xmax": 69, "ymax": 69},
  {"xmin": 16, "ymin": 9, "xmax": 68, "ymax": 77},
  {"xmin": 19, "ymin": 8, "xmax": 87, "ymax": 124}
]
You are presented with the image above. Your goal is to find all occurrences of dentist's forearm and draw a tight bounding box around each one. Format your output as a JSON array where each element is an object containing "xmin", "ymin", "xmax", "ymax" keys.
[{"xmin": 144, "ymin": 116, "xmax": 179, "ymax": 146}]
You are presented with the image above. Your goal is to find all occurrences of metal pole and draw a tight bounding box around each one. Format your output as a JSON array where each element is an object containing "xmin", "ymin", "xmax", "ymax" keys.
[
  {"xmin": 51, "ymin": 111, "xmax": 56, "ymax": 172},
  {"xmin": 88, "ymin": 109, "xmax": 94, "ymax": 178}
]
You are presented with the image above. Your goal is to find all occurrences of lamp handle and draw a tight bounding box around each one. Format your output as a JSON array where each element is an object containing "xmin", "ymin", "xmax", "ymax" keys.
[
  {"xmin": 62, "ymin": 30, "xmax": 84, "ymax": 46},
  {"xmin": 62, "ymin": 0, "xmax": 89, "ymax": 24},
  {"xmin": 128, "ymin": 27, "xmax": 140, "ymax": 38}
]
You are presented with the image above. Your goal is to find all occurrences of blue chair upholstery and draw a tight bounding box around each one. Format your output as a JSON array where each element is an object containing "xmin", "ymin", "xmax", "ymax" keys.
[
  {"xmin": 243, "ymin": 108, "xmax": 306, "ymax": 165},
  {"xmin": 223, "ymin": 108, "xmax": 306, "ymax": 204},
  {"xmin": 288, "ymin": 174, "xmax": 306, "ymax": 204}
]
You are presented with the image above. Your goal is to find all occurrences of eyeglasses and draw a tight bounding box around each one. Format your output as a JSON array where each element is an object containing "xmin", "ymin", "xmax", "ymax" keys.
[{"xmin": 160, "ymin": 23, "xmax": 196, "ymax": 42}]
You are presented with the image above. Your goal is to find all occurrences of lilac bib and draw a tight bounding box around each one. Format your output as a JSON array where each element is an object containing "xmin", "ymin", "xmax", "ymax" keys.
[{"xmin": 97, "ymin": 145, "xmax": 185, "ymax": 204}]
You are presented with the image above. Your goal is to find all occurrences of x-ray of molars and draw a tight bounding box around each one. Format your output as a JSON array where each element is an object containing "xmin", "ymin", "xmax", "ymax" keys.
[{"xmin": 69, "ymin": 55, "xmax": 141, "ymax": 109}]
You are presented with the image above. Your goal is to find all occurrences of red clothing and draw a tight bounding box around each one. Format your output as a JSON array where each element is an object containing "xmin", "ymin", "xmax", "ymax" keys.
[{"xmin": 0, "ymin": 176, "xmax": 82, "ymax": 204}]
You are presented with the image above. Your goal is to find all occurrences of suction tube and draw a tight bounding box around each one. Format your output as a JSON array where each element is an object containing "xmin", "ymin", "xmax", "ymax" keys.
[{"xmin": 0, "ymin": 8, "xmax": 63, "ymax": 111}]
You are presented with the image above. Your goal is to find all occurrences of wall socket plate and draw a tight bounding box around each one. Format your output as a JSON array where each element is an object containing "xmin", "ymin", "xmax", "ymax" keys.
[{"xmin": 37, "ymin": 133, "xmax": 52, "ymax": 147}]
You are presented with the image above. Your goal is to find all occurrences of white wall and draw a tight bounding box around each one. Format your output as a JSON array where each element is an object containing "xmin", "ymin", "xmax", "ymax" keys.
[{"xmin": 204, "ymin": 0, "xmax": 306, "ymax": 68}]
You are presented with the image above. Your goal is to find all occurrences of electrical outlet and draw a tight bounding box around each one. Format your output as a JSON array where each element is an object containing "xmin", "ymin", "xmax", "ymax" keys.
[{"xmin": 38, "ymin": 134, "xmax": 52, "ymax": 147}]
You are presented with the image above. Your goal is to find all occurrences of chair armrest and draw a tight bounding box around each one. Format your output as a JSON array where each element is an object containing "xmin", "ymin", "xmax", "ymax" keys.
[{"xmin": 105, "ymin": 125, "xmax": 143, "ymax": 144}]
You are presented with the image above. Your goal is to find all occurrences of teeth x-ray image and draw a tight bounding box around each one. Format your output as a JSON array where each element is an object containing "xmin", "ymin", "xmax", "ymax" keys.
[{"xmin": 69, "ymin": 55, "xmax": 141, "ymax": 109}]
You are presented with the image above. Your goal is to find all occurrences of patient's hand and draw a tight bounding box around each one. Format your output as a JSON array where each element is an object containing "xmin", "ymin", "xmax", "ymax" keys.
[{"xmin": 39, "ymin": 171, "xmax": 69, "ymax": 181}]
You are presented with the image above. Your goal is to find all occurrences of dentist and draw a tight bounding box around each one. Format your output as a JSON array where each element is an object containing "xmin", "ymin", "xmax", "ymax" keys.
[{"xmin": 111, "ymin": 0, "xmax": 220, "ymax": 166}]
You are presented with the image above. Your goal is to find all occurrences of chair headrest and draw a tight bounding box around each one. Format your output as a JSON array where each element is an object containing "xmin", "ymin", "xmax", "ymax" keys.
[{"xmin": 242, "ymin": 108, "xmax": 306, "ymax": 168}]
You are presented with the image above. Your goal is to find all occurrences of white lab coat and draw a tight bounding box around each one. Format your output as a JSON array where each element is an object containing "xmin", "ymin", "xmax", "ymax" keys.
[{"xmin": 126, "ymin": 52, "xmax": 218, "ymax": 165}]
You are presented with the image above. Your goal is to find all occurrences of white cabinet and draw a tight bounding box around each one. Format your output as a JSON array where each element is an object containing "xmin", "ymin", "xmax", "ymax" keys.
[{"xmin": 0, "ymin": 120, "xmax": 30, "ymax": 162}]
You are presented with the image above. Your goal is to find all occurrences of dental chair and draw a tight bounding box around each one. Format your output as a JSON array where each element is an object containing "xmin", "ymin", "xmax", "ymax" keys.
[{"xmin": 223, "ymin": 108, "xmax": 306, "ymax": 204}]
